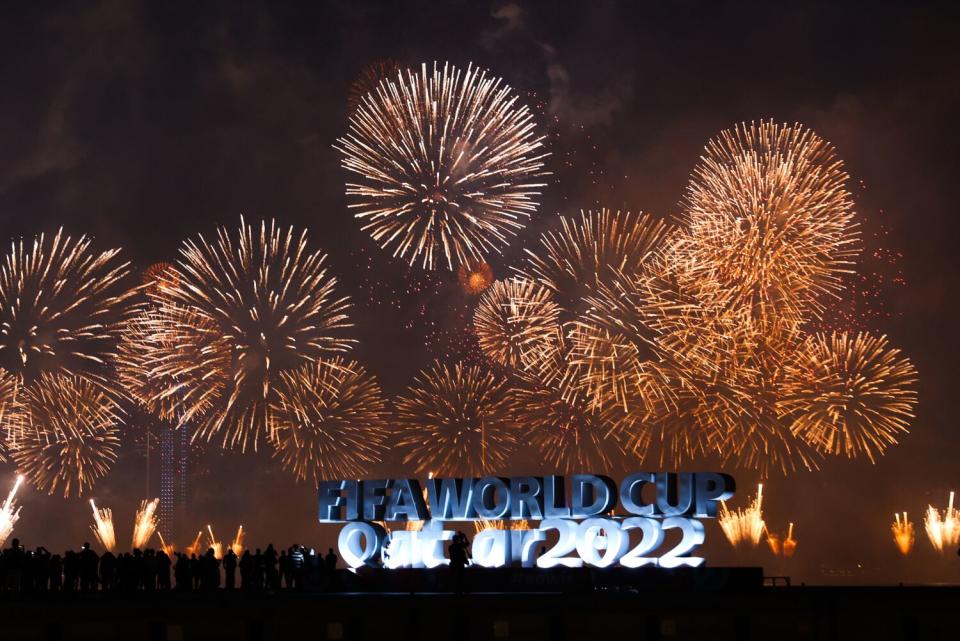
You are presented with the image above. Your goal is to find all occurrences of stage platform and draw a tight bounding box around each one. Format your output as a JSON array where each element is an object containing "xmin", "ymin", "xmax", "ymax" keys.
[{"xmin": 0, "ymin": 569, "xmax": 956, "ymax": 641}]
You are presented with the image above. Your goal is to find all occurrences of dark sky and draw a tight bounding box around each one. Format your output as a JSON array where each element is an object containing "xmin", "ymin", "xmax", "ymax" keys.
[{"xmin": 1, "ymin": 1, "xmax": 958, "ymax": 581}]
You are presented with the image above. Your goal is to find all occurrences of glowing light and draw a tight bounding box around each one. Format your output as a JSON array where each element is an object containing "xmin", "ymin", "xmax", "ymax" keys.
[
  {"xmin": 892, "ymin": 512, "xmax": 914, "ymax": 556},
  {"xmin": 89, "ymin": 499, "xmax": 116, "ymax": 552},
  {"xmin": 719, "ymin": 484, "xmax": 765, "ymax": 549},
  {"xmin": 0, "ymin": 475, "xmax": 24, "ymax": 547},
  {"xmin": 184, "ymin": 530, "xmax": 203, "ymax": 556},
  {"xmin": 924, "ymin": 491, "xmax": 960, "ymax": 554},
  {"xmin": 335, "ymin": 61, "xmax": 548, "ymax": 270},
  {"xmin": 457, "ymin": 259, "xmax": 494, "ymax": 295},
  {"xmin": 782, "ymin": 522, "xmax": 797, "ymax": 558},
  {"xmin": 132, "ymin": 498, "xmax": 160, "ymax": 550}
]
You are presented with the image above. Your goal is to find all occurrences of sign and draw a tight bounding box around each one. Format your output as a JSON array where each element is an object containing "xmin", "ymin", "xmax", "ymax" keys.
[{"xmin": 318, "ymin": 472, "xmax": 735, "ymax": 570}]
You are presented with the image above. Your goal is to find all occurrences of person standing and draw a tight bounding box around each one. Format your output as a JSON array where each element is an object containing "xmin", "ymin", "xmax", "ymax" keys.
[
  {"xmin": 223, "ymin": 549, "xmax": 238, "ymax": 589},
  {"xmin": 78, "ymin": 543, "xmax": 99, "ymax": 592}
]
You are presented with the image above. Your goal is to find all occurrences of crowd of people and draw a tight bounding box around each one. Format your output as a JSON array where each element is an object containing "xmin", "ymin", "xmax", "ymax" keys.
[{"xmin": 0, "ymin": 539, "xmax": 341, "ymax": 592}]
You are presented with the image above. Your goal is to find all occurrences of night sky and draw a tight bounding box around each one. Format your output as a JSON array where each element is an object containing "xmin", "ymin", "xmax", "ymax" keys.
[{"xmin": 1, "ymin": 1, "xmax": 958, "ymax": 581}]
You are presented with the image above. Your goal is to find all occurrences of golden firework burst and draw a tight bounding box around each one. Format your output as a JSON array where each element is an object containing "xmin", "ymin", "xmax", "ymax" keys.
[
  {"xmin": 335, "ymin": 61, "xmax": 549, "ymax": 270},
  {"xmin": 395, "ymin": 361, "xmax": 520, "ymax": 476},
  {"xmin": 457, "ymin": 259, "xmax": 494, "ymax": 295},
  {"xmin": 148, "ymin": 217, "xmax": 353, "ymax": 452},
  {"xmin": 473, "ymin": 278, "xmax": 562, "ymax": 372},
  {"xmin": 271, "ymin": 357, "xmax": 389, "ymax": 483},
  {"xmin": 782, "ymin": 331, "xmax": 918, "ymax": 462},
  {"xmin": 12, "ymin": 373, "xmax": 121, "ymax": 497},
  {"xmin": 675, "ymin": 120, "xmax": 860, "ymax": 329}
]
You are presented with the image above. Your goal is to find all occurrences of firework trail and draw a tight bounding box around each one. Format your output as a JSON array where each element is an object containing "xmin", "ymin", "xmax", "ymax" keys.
[
  {"xmin": 13, "ymin": 374, "xmax": 121, "ymax": 497},
  {"xmin": 230, "ymin": 525, "xmax": 245, "ymax": 556},
  {"xmin": 718, "ymin": 484, "xmax": 766, "ymax": 549},
  {"xmin": 395, "ymin": 361, "xmax": 520, "ymax": 476},
  {"xmin": 184, "ymin": 530, "xmax": 204, "ymax": 556},
  {"xmin": 335, "ymin": 61, "xmax": 549, "ymax": 270},
  {"xmin": 924, "ymin": 491, "xmax": 960, "ymax": 554},
  {"xmin": 132, "ymin": 498, "xmax": 160, "ymax": 549},
  {"xmin": 90, "ymin": 499, "xmax": 117, "ymax": 552},
  {"xmin": 782, "ymin": 522, "xmax": 797, "ymax": 558},
  {"xmin": 782, "ymin": 331, "xmax": 918, "ymax": 462},
  {"xmin": 892, "ymin": 512, "xmax": 915, "ymax": 556},
  {"xmin": 157, "ymin": 532, "xmax": 176, "ymax": 556},
  {"xmin": 270, "ymin": 357, "xmax": 388, "ymax": 483},
  {"xmin": 146, "ymin": 217, "xmax": 353, "ymax": 452},
  {"xmin": 206, "ymin": 525, "xmax": 223, "ymax": 559},
  {"xmin": 0, "ymin": 475, "xmax": 24, "ymax": 547},
  {"xmin": 457, "ymin": 259, "xmax": 494, "ymax": 295}
]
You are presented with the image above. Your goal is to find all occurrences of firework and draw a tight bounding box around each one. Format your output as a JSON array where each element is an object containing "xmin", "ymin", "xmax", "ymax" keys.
[
  {"xmin": 117, "ymin": 305, "xmax": 231, "ymax": 424},
  {"xmin": 892, "ymin": 512, "xmax": 914, "ymax": 556},
  {"xmin": 517, "ymin": 209, "xmax": 670, "ymax": 309},
  {"xmin": 457, "ymin": 259, "xmax": 494, "ymax": 295},
  {"xmin": 205, "ymin": 525, "xmax": 223, "ymax": 559},
  {"xmin": 395, "ymin": 361, "xmax": 520, "ymax": 476},
  {"xmin": 346, "ymin": 59, "xmax": 403, "ymax": 115},
  {"xmin": 718, "ymin": 484, "xmax": 766, "ymax": 549},
  {"xmin": 13, "ymin": 373, "xmax": 121, "ymax": 497},
  {"xmin": 271, "ymin": 357, "xmax": 388, "ymax": 483},
  {"xmin": 473, "ymin": 278, "xmax": 562, "ymax": 372},
  {"xmin": 335, "ymin": 61, "xmax": 549, "ymax": 270},
  {"xmin": 782, "ymin": 523, "xmax": 797, "ymax": 558},
  {"xmin": 148, "ymin": 218, "xmax": 353, "ymax": 451},
  {"xmin": 143, "ymin": 262, "xmax": 180, "ymax": 299},
  {"xmin": 157, "ymin": 532, "xmax": 176, "ymax": 556},
  {"xmin": 474, "ymin": 519, "xmax": 530, "ymax": 533},
  {"xmin": 132, "ymin": 498, "xmax": 160, "ymax": 549},
  {"xmin": 0, "ymin": 372, "xmax": 19, "ymax": 461},
  {"xmin": 512, "ymin": 381, "xmax": 625, "ymax": 474},
  {"xmin": 230, "ymin": 525, "xmax": 245, "ymax": 556},
  {"xmin": 676, "ymin": 120, "xmax": 860, "ymax": 329},
  {"xmin": 924, "ymin": 492, "xmax": 960, "ymax": 554},
  {"xmin": 184, "ymin": 530, "xmax": 204, "ymax": 556},
  {"xmin": 89, "ymin": 500, "xmax": 117, "ymax": 552},
  {"xmin": 782, "ymin": 331, "xmax": 918, "ymax": 462},
  {"xmin": 0, "ymin": 475, "xmax": 24, "ymax": 547}
]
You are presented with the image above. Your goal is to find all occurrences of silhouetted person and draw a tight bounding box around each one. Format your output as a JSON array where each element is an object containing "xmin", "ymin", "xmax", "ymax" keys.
[
  {"xmin": 79, "ymin": 543, "xmax": 99, "ymax": 591},
  {"xmin": 289, "ymin": 545, "xmax": 304, "ymax": 590},
  {"xmin": 201, "ymin": 548, "xmax": 220, "ymax": 590},
  {"xmin": 63, "ymin": 550, "xmax": 79, "ymax": 591},
  {"xmin": 449, "ymin": 537, "xmax": 468, "ymax": 594},
  {"xmin": 99, "ymin": 550, "xmax": 116, "ymax": 591},
  {"xmin": 278, "ymin": 549, "xmax": 290, "ymax": 589},
  {"xmin": 239, "ymin": 550, "xmax": 253, "ymax": 590},
  {"xmin": 157, "ymin": 550, "xmax": 171, "ymax": 590},
  {"xmin": 253, "ymin": 548, "xmax": 264, "ymax": 590},
  {"xmin": 5, "ymin": 538, "xmax": 24, "ymax": 591},
  {"xmin": 174, "ymin": 553, "xmax": 190, "ymax": 590},
  {"xmin": 190, "ymin": 554, "xmax": 201, "ymax": 590},
  {"xmin": 264, "ymin": 544, "xmax": 278, "ymax": 590},
  {"xmin": 223, "ymin": 549, "xmax": 237, "ymax": 589},
  {"xmin": 49, "ymin": 554, "xmax": 63, "ymax": 591}
]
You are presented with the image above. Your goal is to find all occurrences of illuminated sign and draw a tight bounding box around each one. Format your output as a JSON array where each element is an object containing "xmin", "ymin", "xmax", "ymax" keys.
[{"xmin": 318, "ymin": 473, "xmax": 735, "ymax": 570}]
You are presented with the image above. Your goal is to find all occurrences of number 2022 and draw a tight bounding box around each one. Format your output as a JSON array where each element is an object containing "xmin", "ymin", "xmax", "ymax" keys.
[{"xmin": 533, "ymin": 517, "xmax": 705, "ymax": 569}]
